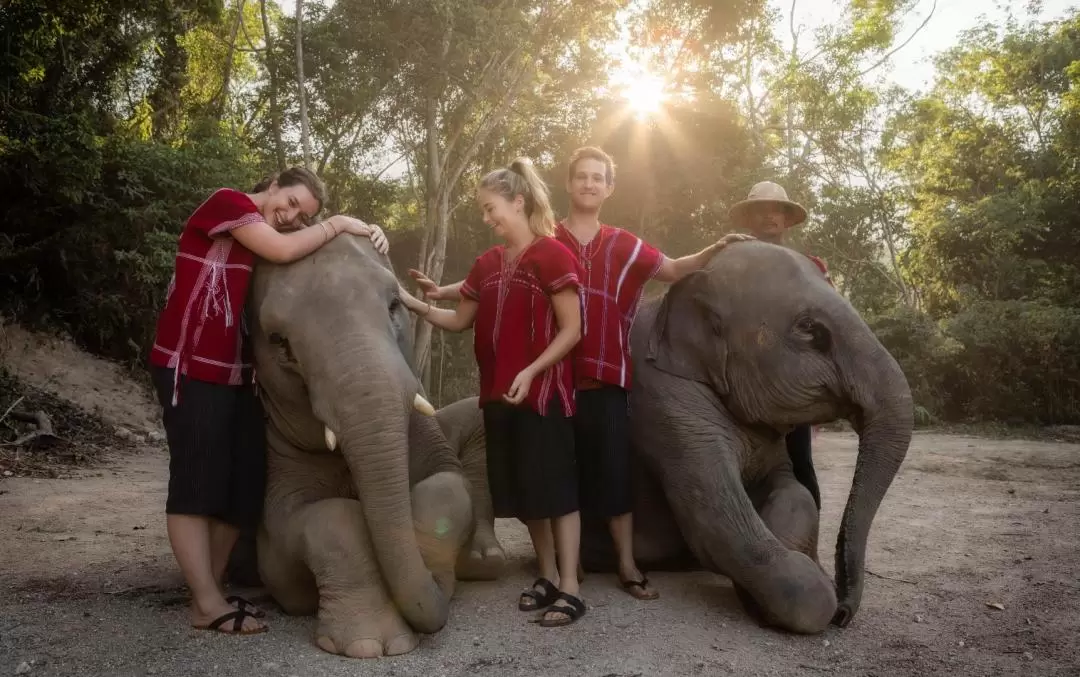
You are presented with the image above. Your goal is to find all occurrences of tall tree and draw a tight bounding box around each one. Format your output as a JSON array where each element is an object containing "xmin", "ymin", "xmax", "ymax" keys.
[
  {"xmin": 295, "ymin": 0, "xmax": 313, "ymax": 166},
  {"xmin": 261, "ymin": 0, "xmax": 286, "ymax": 169},
  {"xmin": 329, "ymin": 0, "xmax": 621, "ymax": 382}
]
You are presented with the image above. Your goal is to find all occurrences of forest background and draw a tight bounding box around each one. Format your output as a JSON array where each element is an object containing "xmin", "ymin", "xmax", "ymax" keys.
[{"xmin": 2, "ymin": 0, "xmax": 1078, "ymax": 426}]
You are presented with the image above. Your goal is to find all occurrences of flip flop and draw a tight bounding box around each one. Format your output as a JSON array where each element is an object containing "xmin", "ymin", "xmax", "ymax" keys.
[
  {"xmin": 620, "ymin": 576, "xmax": 660, "ymax": 601},
  {"xmin": 518, "ymin": 577, "xmax": 559, "ymax": 611},
  {"xmin": 193, "ymin": 608, "xmax": 267, "ymax": 635},
  {"xmin": 226, "ymin": 595, "xmax": 266, "ymax": 619},
  {"xmin": 539, "ymin": 592, "xmax": 586, "ymax": 628}
]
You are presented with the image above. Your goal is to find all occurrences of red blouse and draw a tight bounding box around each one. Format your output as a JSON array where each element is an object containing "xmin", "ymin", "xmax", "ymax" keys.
[
  {"xmin": 461, "ymin": 236, "xmax": 583, "ymax": 416},
  {"xmin": 150, "ymin": 188, "xmax": 263, "ymax": 404}
]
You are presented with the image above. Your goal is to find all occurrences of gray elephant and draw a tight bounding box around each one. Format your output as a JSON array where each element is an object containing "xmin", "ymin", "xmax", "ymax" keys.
[
  {"xmin": 242, "ymin": 234, "xmax": 504, "ymax": 658},
  {"xmin": 571, "ymin": 239, "xmax": 913, "ymax": 633}
]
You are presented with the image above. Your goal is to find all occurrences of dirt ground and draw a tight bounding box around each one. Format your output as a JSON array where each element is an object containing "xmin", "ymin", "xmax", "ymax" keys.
[{"xmin": 1, "ymin": 324, "xmax": 1078, "ymax": 677}]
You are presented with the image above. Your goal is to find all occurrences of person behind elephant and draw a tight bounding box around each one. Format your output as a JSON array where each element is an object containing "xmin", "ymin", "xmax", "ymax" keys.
[
  {"xmin": 400, "ymin": 157, "xmax": 588, "ymax": 628},
  {"xmin": 408, "ymin": 146, "xmax": 749, "ymax": 602},
  {"xmin": 149, "ymin": 166, "xmax": 389, "ymax": 636},
  {"xmin": 727, "ymin": 180, "xmax": 832, "ymax": 511}
]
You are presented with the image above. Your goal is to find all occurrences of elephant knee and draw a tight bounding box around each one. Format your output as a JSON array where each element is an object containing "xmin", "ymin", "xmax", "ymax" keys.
[{"xmin": 412, "ymin": 472, "xmax": 473, "ymax": 546}]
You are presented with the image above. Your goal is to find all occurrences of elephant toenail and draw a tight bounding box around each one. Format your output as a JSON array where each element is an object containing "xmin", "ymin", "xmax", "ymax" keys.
[
  {"xmin": 385, "ymin": 634, "xmax": 419, "ymax": 655},
  {"xmin": 315, "ymin": 636, "xmax": 338, "ymax": 654},
  {"xmin": 345, "ymin": 639, "xmax": 385, "ymax": 659}
]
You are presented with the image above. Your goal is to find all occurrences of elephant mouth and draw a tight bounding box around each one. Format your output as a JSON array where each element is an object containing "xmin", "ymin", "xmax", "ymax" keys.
[{"xmin": 322, "ymin": 393, "xmax": 437, "ymax": 450}]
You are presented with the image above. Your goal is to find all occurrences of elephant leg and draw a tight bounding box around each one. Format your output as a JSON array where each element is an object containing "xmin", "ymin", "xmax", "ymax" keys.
[
  {"xmin": 753, "ymin": 464, "xmax": 821, "ymax": 561},
  {"xmin": 651, "ymin": 432, "xmax": 836, "ymax": 634},
  {"xmin": 434, "ymin": 401, "xmax": 506, "ymax": 581},
  {"xmin": 735, "ymin": 465, "xmax": 824, "ymax": 626},
  {"xmin": 411, "ymin": 471, "xmax": 474, "ymax": 593},
  {"xmin": 295, "ymin": 498, "xmax": 418, "ymax": 659},
  {"xmin": 455, "ymin": 427, "xmax": 506, "ymax": 580},
  {"xmin": 257, "ymin": 522, "xmax": 317, "ymax": 615}
]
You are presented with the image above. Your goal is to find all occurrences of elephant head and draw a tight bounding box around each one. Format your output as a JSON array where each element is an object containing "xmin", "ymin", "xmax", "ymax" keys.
[
  {"xmin": 644, "ymin": 239, "xmax": 913, "ymax": 626},
  {"xmin": 248, "ymin": 234, "xmax": 452, "ymax": 633}
]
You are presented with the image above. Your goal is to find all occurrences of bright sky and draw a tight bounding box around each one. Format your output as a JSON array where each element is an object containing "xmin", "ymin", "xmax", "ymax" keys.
[
  {"xmin": 274, "ymin": 0, "xmax": 1076, "ymax": 176},
  {"xmin": 776, "ymin": 0, "xmax": 1078, "ymax": 92}
]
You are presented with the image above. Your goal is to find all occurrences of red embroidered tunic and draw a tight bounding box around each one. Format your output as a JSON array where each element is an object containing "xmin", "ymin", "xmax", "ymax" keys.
[
  {"xmin": 806, "ymin": 254, "xmax": 834, "ymax": 287},
  {"xmin": 461, "ymin": 237, "xmax": 583, "ymax": 417},
  {"xmin": 555, "ymin": 222, "xmax": 663, "ymax": 390},
  {"xmin": 150, "ymin": 188, "xmax": 264, "ymax": 403}
]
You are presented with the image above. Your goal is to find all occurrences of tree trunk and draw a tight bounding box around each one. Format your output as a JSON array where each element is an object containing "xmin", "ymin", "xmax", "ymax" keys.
[
  {"xmin": 260, "ymin": 0, "xmax": 286, "ymax": 169},
  {"xmin": 412, "ymin": 93, "xmax": 443, "ymax": 385},
  {"xmin": 215, "ymin": 0, "xmax": 246, "ymax": 119},
  {"xmin": 295, "ymin": 0, "xmax": 312, "ymax": 167}
]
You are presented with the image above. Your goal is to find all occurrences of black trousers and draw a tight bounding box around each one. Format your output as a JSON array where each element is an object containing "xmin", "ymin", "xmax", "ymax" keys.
[{"xmin": 786, "ymin": 424, "xmax": 821, "ymax": 510}]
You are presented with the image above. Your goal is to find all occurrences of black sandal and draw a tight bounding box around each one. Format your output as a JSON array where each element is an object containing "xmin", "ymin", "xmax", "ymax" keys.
[
  {"xmin": 226, "ymin": 595, "xmax": 266, "ymax": 619},
  {"xmin": 518, "ymin": 577, "xmax": 559, "ymax": 611},
  {"xmin": 539, "ymin": 592, "xmax": 586, "ymax": 628},
  {"xmin": 193, "ymin": 608, "xmax": 267, "ymax": 635},
  {"xmin": 620, "ymin": 576, "xmax": 659, "ymax": 600}
]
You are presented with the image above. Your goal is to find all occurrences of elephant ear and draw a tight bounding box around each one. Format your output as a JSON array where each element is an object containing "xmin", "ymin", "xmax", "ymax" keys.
[{"xmin": 645, "ymin": 270, "xmax": 730, "ymax": 395}]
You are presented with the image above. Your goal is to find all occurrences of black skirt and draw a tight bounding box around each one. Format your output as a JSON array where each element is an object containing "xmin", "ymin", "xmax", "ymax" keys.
[
  {"xmin": 482, "ymin": 395, "xmax": 578, "ymax": 521},
  {"xmin": 150, "ymin": 366, "xmax": 267, "ymax": 528}
]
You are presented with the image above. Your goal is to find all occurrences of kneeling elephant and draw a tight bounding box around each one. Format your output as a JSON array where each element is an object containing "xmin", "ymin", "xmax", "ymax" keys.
[
  {"xmin": 575, "ymin": 239, "xmax": 914, "ymax": 633},
  {"xmin": 237, "ymin": 235, "xmax": 504, "ymax": 658}
]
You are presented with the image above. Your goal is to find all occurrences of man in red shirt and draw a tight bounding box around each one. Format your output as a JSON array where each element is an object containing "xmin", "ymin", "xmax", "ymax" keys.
[
  {"xmin": 410, "ymin": 147, "xmax": 748, "ymax": 601},
  {"xmin": 727, "ymin": 180, "xmax": 832, "ymax": 510}
]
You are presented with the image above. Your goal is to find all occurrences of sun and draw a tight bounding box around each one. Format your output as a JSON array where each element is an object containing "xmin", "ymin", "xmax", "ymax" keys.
[{"xmin": 621, "ymin": 72, "xmax": 667, "ymax": 119}]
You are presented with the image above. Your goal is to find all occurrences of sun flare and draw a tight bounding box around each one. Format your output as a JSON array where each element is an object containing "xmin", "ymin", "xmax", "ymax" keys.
[{"xmin": 621, "ymin": 72, "xmax": 667, "ymax": 119}]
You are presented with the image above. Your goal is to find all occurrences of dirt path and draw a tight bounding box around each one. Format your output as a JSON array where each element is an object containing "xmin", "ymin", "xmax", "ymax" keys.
[
  {"xmin": 1, "ymin": 325, "xmax": 1078, "ymax": 676},
  {"xmin": 2, "ymin": 430, "xmax": 1077, "ymax": 676}
]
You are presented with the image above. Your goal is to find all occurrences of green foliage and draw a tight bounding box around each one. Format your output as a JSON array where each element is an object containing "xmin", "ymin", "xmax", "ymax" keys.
[
  {"xmin": 945, "ymin": 301, "xmax": 1080, "ymax": 424},
  {"xmin": 2, "ymin": 0, "xmax": 1079, "ymax": 428},
  {"xmin": 0, "ymin": 132, "xmax": 257, "ymax": 364}
]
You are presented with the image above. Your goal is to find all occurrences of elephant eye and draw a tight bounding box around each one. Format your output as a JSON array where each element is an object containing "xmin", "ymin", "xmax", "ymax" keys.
[
  {"xmin": 389, "ymin": 297, "xmax": 402, "ymax": 315},
  {"xmin": 794, "ymin": 316, "xmax": 831, "ymax": 353},
  {"xmin": 268, "ymin": 332, "xmax": 297, "ymax": 363}
]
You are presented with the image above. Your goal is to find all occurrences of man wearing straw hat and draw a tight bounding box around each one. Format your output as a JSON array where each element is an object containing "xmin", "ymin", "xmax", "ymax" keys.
[{"xmin": 728, "ymin": 180, "xmax": 832, "ymax": 509}]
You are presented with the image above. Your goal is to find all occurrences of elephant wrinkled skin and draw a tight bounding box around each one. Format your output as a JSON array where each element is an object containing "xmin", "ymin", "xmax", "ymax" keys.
[{"xmin": 242, "ymin": 235, "xmax": 504, "ymax": 658}]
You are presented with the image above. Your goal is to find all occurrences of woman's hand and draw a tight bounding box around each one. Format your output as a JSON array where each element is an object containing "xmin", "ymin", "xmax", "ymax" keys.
[
  {"xmin": 330, "ymin": 215, "xmax": 389, "ymax": 255},
  {"xmin": 407, "ymin": 269, "xmax": 455, "ymax": 301},
  {"xmin": 503, "ymin": 367, "xmax": 536, "ymax": 405}
]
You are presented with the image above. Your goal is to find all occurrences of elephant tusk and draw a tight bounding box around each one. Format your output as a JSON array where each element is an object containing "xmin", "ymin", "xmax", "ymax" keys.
[
  {"xmin": 324, "ymin": 426, "xmax": 337, "ymax": 450},
  {"xmin": 413, "ymin": 393, "xmax": 436, "ymax": 416}
]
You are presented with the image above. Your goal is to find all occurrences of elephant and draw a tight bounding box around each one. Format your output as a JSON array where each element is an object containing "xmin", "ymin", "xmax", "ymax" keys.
[
  {"xmin": 570, "ymin": 239, "xmax": 914, "ymax": 633},
  {"xmin": 241, "ymin": 234, "xmax": 505, "ymax": 658}
]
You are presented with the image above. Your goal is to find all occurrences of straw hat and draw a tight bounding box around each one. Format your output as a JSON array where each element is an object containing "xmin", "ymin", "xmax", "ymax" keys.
[{"xmin": 728, "ymin": 181, "xmax": 807, "ymax": 229}]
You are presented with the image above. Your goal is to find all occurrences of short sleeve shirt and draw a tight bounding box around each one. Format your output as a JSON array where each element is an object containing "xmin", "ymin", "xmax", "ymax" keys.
[
  {"xmin": 150, "ymin": 188, "xmax": 264, "ymax": 403},
  {"xmin": 461, "ymin": 236, "xmax": 583, "ymax": 416},
  {"xmin": 555, "ymin": 222, "xmax": 663, "ymax": 389}
]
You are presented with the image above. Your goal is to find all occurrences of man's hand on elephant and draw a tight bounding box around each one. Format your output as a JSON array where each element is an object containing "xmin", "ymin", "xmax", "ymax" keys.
[
  {"xmin": 503, "ymin": 368, "xmax": 536, "ymax": 405},
  {"xmin": 715, "ymin": 233, "xmax": 756, "ymax": 251},
  {"xmin": 408, "ymin": 269, "xmax": 454, "ymax": 302}
]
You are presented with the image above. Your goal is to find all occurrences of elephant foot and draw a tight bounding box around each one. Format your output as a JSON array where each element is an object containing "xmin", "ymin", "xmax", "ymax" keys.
[
  {"xmin": 413, "ymin": 472, "xmax": 474, "ymax": 590},
  {"xmin": 456, "ymin": 526, "xmax": 506, "ymax": 581},
  {"xmin": 733, "ymin": 583, "xmax": 770, "ymax": 628},
  {"xmin": 738, "ymin": 550, "xmax": 837, "ymax": 634},
  {"xmin": 315, "ymin": 605, "xmax": 417, "ymax": 659}
]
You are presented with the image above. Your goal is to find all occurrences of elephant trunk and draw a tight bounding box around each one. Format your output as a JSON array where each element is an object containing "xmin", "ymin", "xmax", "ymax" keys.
[
  {"xmin": 327, "ymin": 348, "xmax": 449, "ymax": 634},
  {"xmin": 834, "ymin": 339, "xmax": 913, "ymax": 626}
]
